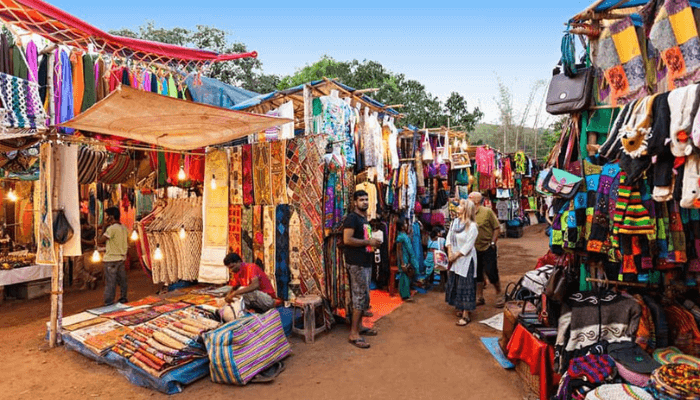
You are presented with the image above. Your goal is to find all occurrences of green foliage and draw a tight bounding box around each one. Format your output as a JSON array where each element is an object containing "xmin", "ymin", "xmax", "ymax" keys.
[{"xmin": 278, "ymin": 56, "xmax": 483, "ymax": 129}]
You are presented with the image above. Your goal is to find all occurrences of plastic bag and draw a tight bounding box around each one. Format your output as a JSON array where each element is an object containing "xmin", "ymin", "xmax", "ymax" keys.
[{"xmin": 53, "ymin": 210, "xmax": 74, "ymax": 244}]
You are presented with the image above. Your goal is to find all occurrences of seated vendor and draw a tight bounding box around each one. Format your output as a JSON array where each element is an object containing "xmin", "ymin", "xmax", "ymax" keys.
[{"xmin": 224, "ymin": 252, "xmax": 276, "ymax": 313}]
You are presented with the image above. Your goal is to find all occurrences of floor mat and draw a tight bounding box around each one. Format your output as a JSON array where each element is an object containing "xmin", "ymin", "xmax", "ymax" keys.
[
  {"xmin": 363, "ymin": 290, "xmax": 404, "ymax": 328},
  {"xmin": 480, "ymin": 337, "xmax": 514, "ymax": 369}
]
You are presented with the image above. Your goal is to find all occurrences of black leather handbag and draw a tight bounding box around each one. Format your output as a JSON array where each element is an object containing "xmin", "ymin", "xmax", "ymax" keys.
[{"xmin": 546, "ymin": 65, "xmax": 593, "ymax": 115}]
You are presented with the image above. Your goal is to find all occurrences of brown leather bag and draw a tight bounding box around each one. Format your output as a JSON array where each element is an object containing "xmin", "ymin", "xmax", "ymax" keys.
[{"xmin": 545, "ymin": 254, "xmax": 574, "ymax": 302}]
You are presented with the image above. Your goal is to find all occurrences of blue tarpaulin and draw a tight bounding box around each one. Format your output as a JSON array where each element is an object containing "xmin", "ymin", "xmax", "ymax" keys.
[
  {"xmin": 594, "ymin": 0, "xmax": 700, "ymax": 11},
  {"xmin": 184, "ymin": 75, "xmax": 259, "ymax": 109}
]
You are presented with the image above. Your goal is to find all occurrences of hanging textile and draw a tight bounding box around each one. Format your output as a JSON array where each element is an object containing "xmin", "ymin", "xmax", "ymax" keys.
[
  {"xmin": 0, "ymin": 71, "xmax": 48, "ymax": 130},
  {"xmin": 77, "ymin": 146, "xmax": 105, "ymax": 184},
  {"xmin": 323, "ymin": 154, "xmax": 345, "ymax": 236},
  {"xmin": 228, "ymin": 204, "xmax": 242, "ymax": 256},
  {"xmin": 98, "ymin": 153, "xmax": 132, "ymax": 184},
  {"xmin": 270, "ymin": 140, "xmax": 287, "ymax": 204},
  {"xmin": 25, "ymin": 41, "xmax": 37, "ymax": 83},
  {"xmin": 241, "ymin": 144, "xmax": 254, "ymax": 206},
  {"xmin": 285, "ymin": 138, "xmax": 302, "ymax": 205},
  {"xmin": 263, "ymin": 205, "xmax": 276, "ymax": 293},
  {"xmin": 52, "ymin": 144, "xmax": 82, "ymax": 256},
  {"xmin": 252, "ymin": 205, "xmax": 264, "ymax": 264},
  {"xmin": 57, "ymin": 50, "xmax": 74, "ymax": 134},
  {"xmin": 35, "ymin": 142, "xmax": 56, "ymax": 265},
  {"xmin": 198, "ymin": 149, "xmax": 229, "ymax": 284},
  {"xmin": 253, "ymin": 142, "xmax": 272, "ymax": 205},
  {"xmin": 229, "ymin": 146, "xmax": 243, "ymax": 205},
  {"xmin": 288, "ymin": 208, "xmax": 302, "ymax": 291},
  {"xmin": 275, "ymin": 204, "xmax": 291, "ymax": 300},
  {"xmin": 598, "ymin": 16, "xmax": 648, "ymax": 105},
  {"xmin": 70, "ymin": 51, "xmax": 84, "ymax": 113},
  {"xmin": 241, "ymin": 205, "xmax": 253, "ymax": 262},
  {"xmin": 14, "ymin": 182, "xmax": 33, "ymax": 246}
]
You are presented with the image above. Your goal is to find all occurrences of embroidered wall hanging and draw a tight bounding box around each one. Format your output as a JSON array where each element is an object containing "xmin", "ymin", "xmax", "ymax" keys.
[
  {"xmin": 229, "ymin": 146, "xmax": 243, "ymax": 205},
  {"xmin": 253, "ymin": 141, "xmax": 272, "ymax": 205}
]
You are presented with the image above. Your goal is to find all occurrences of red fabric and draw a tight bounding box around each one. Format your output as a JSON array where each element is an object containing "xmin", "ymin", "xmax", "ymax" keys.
[
  {"xmin": 228, "ymin": 262, "xmax": 276, "ymax": 298},
  {"xmin": 165, "ymin": 152, "xmax": 181, "ymax": 184},
  {"xmin": 0, "ymin": 0, "xmax": 257, "ymax": 63},
  {"xmin": 187, "ymin": 152, "xmax": 205, "ymax": 183},
  {"xmin": 507, "ymin": 324, "xmax": 557, "ymax": 400}
]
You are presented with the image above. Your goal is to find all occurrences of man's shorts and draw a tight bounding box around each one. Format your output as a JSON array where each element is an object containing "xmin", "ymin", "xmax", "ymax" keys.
[
  {"xmin": 346, "ymin": 263, "xmax": 370, "ymax": 311},
  {"xmin": 476, "ymin": 246, "xmax": 499, "ymax": 285}
]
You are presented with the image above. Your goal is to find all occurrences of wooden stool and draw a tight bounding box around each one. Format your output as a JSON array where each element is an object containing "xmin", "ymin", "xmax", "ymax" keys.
[{"xmin": 291, "ymin": 295, "xmax": 327, "ymax": 344}]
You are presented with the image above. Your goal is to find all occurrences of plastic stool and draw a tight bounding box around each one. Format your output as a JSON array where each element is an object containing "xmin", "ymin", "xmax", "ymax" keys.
[{"xmin": 291, "ymin": 295, "xmax": 327, "ymax": 344}]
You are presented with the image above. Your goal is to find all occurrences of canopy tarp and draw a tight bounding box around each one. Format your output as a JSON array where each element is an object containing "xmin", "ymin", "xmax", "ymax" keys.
[
  {"xmin": 0, "ymin": 0, "xmax": 257, "ymax": 64},
  {"xmin": 594, "ymin": 0, "xmax": 700, "ymax": 11},
  {"xmin": 60, "ymin": 85, "xmax": 292, "ymax": 151}
]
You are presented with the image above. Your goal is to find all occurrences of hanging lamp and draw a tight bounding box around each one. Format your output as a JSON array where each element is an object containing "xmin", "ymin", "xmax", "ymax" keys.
[{"xmin": 153, "ymin": 244, "xmax": 164, "ymax": 261}]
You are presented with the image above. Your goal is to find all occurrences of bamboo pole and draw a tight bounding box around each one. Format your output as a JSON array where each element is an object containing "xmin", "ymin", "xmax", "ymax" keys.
[
  {"xmin": 585, "ymin": 277, "xmax": 657, "ymax": 288},
  {"xmin": 303, "ymin": 84, "xmax": 312, "ymax": 135},
  {"xmin": 49, "ymin": 244, "xmax": 63, "ymax": 347}
]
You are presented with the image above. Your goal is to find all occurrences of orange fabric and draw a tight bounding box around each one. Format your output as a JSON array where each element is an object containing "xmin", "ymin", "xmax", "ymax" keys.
[
  {"xmin": 507, "ymin": 324, "xmax": 556, "ymax": 400},
  {"xmin": 71, "ymin": 51, "xmax": 84, "ymax": 113}
]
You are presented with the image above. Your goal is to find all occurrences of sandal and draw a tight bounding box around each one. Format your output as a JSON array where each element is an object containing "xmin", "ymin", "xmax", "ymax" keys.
[
  {"xmin": 476, "ymin": 298, "xmax": 485, "ymax": 306},
  {"xmin": 348, "ymin": 337, "xmax": 370, "ymax": 349},
  {"xmin": 360, "ymin": 327, "xmax": 378, "ymax": 336},
  {"xmin": 456, "ymin": 317, "xmax": 471, "ymax": 326}
]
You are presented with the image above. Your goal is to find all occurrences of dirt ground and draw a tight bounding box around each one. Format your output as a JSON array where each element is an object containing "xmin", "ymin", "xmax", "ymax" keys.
[{"xmin": 0, "ymin": 224, "xmax": 550, "ymax": 400}]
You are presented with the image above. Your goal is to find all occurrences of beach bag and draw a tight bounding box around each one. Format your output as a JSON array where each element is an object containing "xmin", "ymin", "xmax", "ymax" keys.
[
  {"xmin": 543, "ymin": 168, "xmax": 583, "ymax": 199},
  {"xmin": 204, "ymin": 309, "xmax": 291, "ymax": 385},
  {"xmin": 520, "ymin": 265, "xmax": 555, "ymax": 297}
]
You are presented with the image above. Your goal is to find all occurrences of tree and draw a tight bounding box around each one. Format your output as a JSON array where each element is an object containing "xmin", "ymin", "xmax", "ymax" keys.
[
  {"xmin": 278, "ymin": 56, "xmax": 483, "ymax": 130},
  {"xmin": 109, "ymin": 22, "xmax": 277, "ymax": 93}
]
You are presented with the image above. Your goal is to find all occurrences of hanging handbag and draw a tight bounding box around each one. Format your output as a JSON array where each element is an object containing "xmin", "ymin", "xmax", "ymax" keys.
[
  {"xmin": 546, "ymin": 65, "xmax": 593, "ymax": 115},
  {"xmin": 543, "ymin": 168, "xmax": 583, "ymax": 199},
  {"xmin": 422, "ymin": 134, "xmax": 434, "ymax": 162},
  {"xmin": 536, "ymin": 168, "xmax": 552, "ymax": 196}
]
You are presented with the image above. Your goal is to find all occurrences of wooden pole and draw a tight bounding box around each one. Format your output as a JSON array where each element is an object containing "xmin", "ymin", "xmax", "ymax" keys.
[
  {"xmin": 303, "ymin": 84, "xmax": 312, "ymax": 135},
  {"xmin": 49, "ymin": 245, "xmax": 63, "ymax": 347}
]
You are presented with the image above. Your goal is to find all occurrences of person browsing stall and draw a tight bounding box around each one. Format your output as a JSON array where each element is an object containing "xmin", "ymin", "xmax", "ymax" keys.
[
  {"xmin": 467, "ymin": 192, "xmax": 503, "ymax": 308},
  {"xmin": 343, "ymin": 190, "xmax": 382, "ymax": 349},
  {"xmin": 96, "ymin": 207, "xmax": 129, "ymax": 305},
  {"xmin": 224, "ymin": 253, "xmax": 277, "ymax": 313}
]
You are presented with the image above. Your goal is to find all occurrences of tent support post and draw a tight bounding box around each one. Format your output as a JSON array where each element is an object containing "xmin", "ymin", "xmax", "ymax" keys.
[
  {"xmin": 304, "ymin": 84, "xmax": 312, "ymax": 135},
  {"xmin": 49, "ymin": 245, "xmax": 63, "ymax": 347}
]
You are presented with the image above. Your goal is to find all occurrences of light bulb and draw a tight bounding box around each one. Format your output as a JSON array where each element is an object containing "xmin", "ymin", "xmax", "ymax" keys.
[
  {"xmin": 91, "ymin": 249, "xmax": 101, "ymax": 263},
  {"xmin": 153, "ymin": 244, "xmax": 164, "ymax": 261},
  {"xmin": 210, "ymin": 174, "xmax": 217, "ymax": 190},
  {"xmin": 130, "ymin": 229, "xmax": 139, "ymax": 241},
  {"xmin": 179, "ymin": 226, "xmax": 186, "ymax": 240},
  {"xmin": 177, "ymin": 165, "xmax": 186, "ymax": 181},
  {"xmin": 7, "ymin": 189, "xmax": 17, "ymax": 202}
]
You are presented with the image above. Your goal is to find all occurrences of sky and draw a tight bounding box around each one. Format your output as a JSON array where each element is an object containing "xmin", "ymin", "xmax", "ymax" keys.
[{"xmin": 50, "ymin": 1, "xmax": 597, "ymax": 127}]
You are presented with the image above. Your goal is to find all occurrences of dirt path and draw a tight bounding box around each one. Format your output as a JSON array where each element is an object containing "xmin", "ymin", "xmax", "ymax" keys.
[{"xmin": 0, "ymin": 225, "xmax": 550, "ymax": 400}]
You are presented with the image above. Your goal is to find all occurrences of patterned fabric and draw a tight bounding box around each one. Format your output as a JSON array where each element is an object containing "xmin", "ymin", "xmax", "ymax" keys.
[
  {"xmin": 204, "ymin": 309, "xmax": 291, "ymax": 386},
  {"xmin": 269, "ymin": 140, "xmax": 287, "ymax": 204},
  {"xmin": 664, "ymin": 304, "xmax": 700, "ymax": 356},
  {"xmin": 241, "ymin": 144, "xmax": 254, "ymax": 206},
  {"xmin": 596, "ymin": 17, "xmax": 648, "ymax": 106},
  {"xmin": 252, "ymin": 205, "xmax": 264, "ymax": 265},
  {"xmin": 228, "ymin": 205, "xmax": 242, "ymax": 256},
  {"xmin": 445, "ymin": 270, "xmax": 476, "ymax": 311},
  {"xmin": 649, "ymin": 0, "xmax": 700, "ymax": 89},
  {"xmin": 275, "ymin": 205, "xmax": 290, "ymax": 300},
  {"xmin": 323, "ymin": 155, "xmax": 346, "ymax": 236},
  {"xmin": 78, "ymin": 146, "xmax": 106, "ymax": 184},
  {"xmin": 262, "ymin": 205, "xmax": 276, "ymax": 293},
  {"xmin": 0, "ymin": 71, "xmax": 47, "ymax": 129},
  {"xmin": 647, "ymin": 364, "xmax": 700, "ymax": 400},
  {"xmin": 568, "ymin": 354, "xmax": 616, "ymax": 384},
  {"xmin": 241, "ymin": 205, "xmax": 253, "ymax": 262},
  {"xmin": 285, "ymin": 138, "xmax": 301, "ymax": 205},
  {"xmin": 199, "ymin": 149, "xmax": 229, "ymax": 284},
  {"xmin": 98, "ymin": 153, "xmax": 132, "ymax": 184},
  {"xmin": 35, "ymin": 142, "xmax": 56, "ymax": 265},
  {"xmin": 253, "ymin": 142, "xmax": 272, "ymax": 205},
  {"xmin": 229, "ymin": 147, "xmax": 243, "ymax": 205},
  {"xmin": 288, "ymin": 208, "xmax": 302, "ymax": 289}
]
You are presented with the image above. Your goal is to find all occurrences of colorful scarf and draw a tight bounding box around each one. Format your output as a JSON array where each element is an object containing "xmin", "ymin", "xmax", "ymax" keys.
[
  {"xmin": 286, "ymin": 138, "xmax": 302, "ymax": 205},
  {"xmin": 0, "ymin": 71, "xmax": 48, "ymax": 129}
]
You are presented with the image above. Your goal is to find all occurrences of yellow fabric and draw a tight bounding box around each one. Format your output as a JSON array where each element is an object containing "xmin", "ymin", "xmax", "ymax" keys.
[
  {"xmin": 670, "ymin": 7, "xmax": 698, "ymax": 45},
  {"xmin": 613, "ymin": 26, "xmax": 641, "ymax": 64},
  {"xmin": 199, "ymin": 148, "xmax": 230, "ymax": 284},
  {"xmin": 61, "ymin": 86, "xmax": 292, "ymax": 151},
  {"xmin": 103, "ymin": 223, "xmax": 128, "ymax": 262},
  {"xmin": 355, "ymin": 182, "xmax": 377, "ymax": 221}
]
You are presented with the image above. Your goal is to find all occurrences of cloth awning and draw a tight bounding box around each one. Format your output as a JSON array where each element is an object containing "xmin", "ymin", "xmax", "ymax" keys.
[
  {"xmin": 60, "ymin": 85, "xmax": 292, "ymax": 151},
  {"xmin": 0, "ymin": 0, "xmax": 257, "ymax": 64}
]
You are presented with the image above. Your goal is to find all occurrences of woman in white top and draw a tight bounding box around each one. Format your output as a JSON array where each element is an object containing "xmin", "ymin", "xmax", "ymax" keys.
[{"xmin": 445, "ymin": 199, "xmax": 479, "ymax": 326}]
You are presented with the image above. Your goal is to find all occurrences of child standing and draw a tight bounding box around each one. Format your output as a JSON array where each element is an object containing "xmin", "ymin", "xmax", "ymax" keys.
[{"xmin": 425, "ymin": 226, "xmax": 447, "ymax": 290}]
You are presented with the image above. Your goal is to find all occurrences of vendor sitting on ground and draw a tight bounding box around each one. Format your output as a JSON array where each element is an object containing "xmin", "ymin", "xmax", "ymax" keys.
[{"xmin": 224, "ymin": 252, "xmax": 277, "ymax": 313}]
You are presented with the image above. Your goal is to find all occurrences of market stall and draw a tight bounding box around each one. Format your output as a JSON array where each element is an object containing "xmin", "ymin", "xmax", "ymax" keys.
[{"xmin": 501, "ymin": 1, "xmax": 700, "ymax": 399}]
